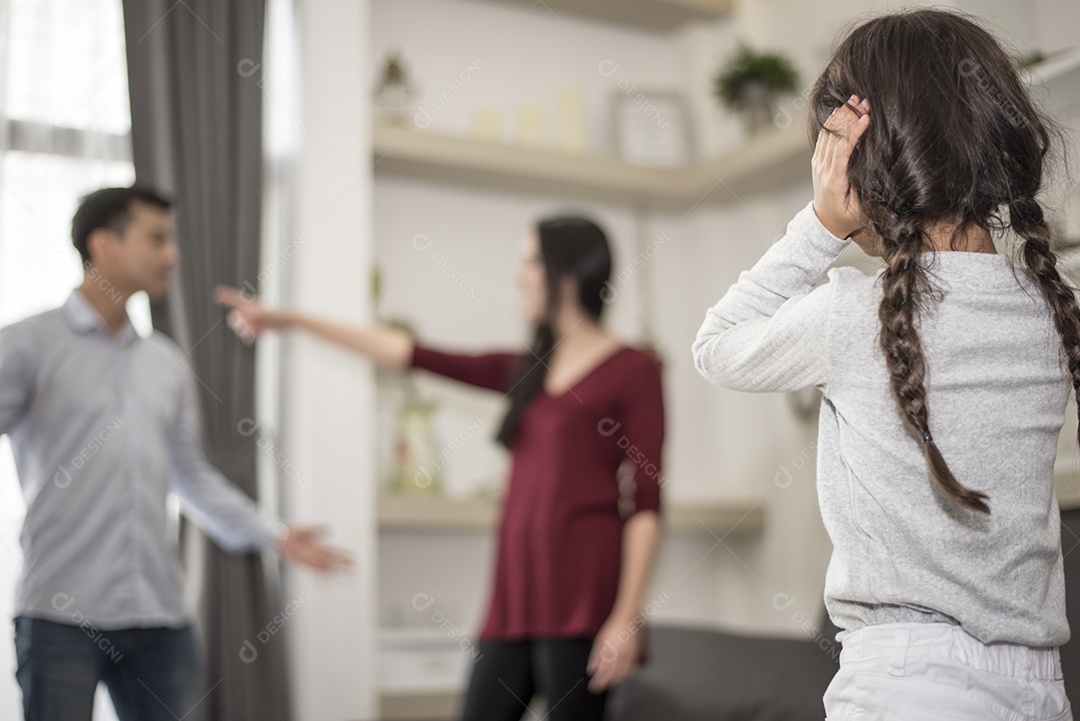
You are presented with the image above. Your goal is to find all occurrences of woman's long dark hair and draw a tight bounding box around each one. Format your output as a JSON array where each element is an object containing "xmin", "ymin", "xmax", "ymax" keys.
[
  {"xmin": 496, "ymin": 216, "xmax": 613, "ymax": 448},
  {"xmin": 809, "ymin": 9, "xmax": 1080, "ymax": 514}
]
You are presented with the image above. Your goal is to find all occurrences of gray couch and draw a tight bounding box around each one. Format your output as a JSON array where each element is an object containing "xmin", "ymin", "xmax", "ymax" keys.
[{"xmin": 606, "ymin": 615, "xmax": 840, "ymax": 720}]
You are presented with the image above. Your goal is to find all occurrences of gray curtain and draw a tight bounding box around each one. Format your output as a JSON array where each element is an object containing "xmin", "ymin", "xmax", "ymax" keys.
[{"xmin": 121, "ymin": 3, "xmax": 290, "ymax": 720}]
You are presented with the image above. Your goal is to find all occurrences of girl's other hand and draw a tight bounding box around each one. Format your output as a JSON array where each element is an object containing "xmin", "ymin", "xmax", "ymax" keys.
[{"xmin": 812, "ymin": 95, "xmax": 870, "ymax": 239}]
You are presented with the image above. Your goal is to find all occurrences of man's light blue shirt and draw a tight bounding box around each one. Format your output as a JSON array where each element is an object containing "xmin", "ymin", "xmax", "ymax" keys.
[{"xmin": 0, "ymin": 290, "xmax": 279, "ymax": 629}]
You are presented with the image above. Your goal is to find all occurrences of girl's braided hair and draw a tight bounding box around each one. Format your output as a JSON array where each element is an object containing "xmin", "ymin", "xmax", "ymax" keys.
[{"xmin": 809, "ymin": 9, "xmax": 1080, "ymax": 513}]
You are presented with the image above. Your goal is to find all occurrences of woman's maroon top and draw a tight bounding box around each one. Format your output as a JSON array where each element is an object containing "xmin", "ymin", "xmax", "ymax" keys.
[{"xmin": 411, "ymin": 342, "xmax": 664, "ymax": 641}]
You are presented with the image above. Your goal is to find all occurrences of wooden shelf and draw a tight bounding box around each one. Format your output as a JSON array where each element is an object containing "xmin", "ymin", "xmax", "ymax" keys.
[
  {"xmin": 377, "ymin": 492, "xmax": 764, "ymax": 537},
  {"xmin": 379, "ymin": 690, "xmax": 458, "ymax": 721},
  {"xmin": 667, "ymin": 498, "xmax": 764, "ymax": 537},
  {"xmin": 372, "ymin": 122, "xmax": 811, "ymax": 211},
  {"xmin": 378, "ymin": 493, "xmax": 499, "ymax": 532},
  {"xmin": 480, "ymin": 0, "xmax": 730, "ymax": 32}
]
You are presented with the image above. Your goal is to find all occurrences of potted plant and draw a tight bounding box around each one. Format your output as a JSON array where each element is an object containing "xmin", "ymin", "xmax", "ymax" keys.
[{"xmin": 714, "ymin": 44, "xmax": 799, "ymax": 134}]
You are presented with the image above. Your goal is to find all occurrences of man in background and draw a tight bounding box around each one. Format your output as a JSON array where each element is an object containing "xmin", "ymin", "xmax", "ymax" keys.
[{"xmin": 0, "ymin": 186, "xmax": 348, "ymax": 721}]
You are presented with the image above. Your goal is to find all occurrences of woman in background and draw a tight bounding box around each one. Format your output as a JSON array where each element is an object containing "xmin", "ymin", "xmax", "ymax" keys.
[
  {"xmin": 218, "ymin": 215, "xmax": 664, "ymax": 721},
  {"xmin": 694, "ymin": 9, "xmax": 1077, "ymax": 719}
]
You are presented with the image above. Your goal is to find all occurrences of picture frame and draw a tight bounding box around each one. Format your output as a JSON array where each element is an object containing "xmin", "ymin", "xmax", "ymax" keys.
[{"xmin": 611, "ymin": 89, "xmax": 692, "ymax": 167}]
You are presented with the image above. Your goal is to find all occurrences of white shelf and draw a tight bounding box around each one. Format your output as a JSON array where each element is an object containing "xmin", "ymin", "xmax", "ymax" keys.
[
  {"xmin": 372, "ymin": 122, "xmax": 811, "ymax": 211},
  {"xmin": 482, "ymin": 0, "xmax": 731, "ymax": 32},
  {"xmin": 1025, "ymin": 46, "xmax": 1080, "ymax": 117},
  {"xmin": 1024, "ymin": 47, "xmax": 1080, "ymax": 86},
  {"xmin": 377, "ymin": 492, "xmax": 764, "ymax": 537}
]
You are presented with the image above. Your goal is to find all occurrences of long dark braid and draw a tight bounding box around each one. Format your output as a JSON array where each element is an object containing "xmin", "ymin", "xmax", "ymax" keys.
[
  {"xmin": 878, "ymin": 230, "xmax": 990, "ymax": 513},
  {"xmin": 1014, "ymin": 197, "xmax": 1080, "ymax": 451}
]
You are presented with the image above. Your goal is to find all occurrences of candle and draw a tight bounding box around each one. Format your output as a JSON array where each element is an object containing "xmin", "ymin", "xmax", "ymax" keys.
[{"xmin": 558, "ymin": 87, "xmax": 587, "ymax": 155}]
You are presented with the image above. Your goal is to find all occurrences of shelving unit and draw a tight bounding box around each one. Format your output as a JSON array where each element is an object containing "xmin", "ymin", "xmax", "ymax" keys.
[
  {"xmin": 483, "ymin": 0, "xmax": 731, "ymax": 32},
  {"xmin": 372, "ymin": 121, "xmax": 811, "ymax": 211},
  {"xmin": 374, "ymin": 489, "xmax": 764, "ymax": 720},
  {"xmin": 377, "ymin": 492, "xmax": 765, "ymax": 537},
  {"xmin": 378, "ymin": 628, "xmax": 470, "ymax": 721},
  {"xmin": 372, "ymin": 47, "xmax": 1080, "ymax": 213}
]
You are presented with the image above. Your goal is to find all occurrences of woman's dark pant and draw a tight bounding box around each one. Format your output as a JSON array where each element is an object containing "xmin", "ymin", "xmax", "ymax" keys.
[{"xmin": 459, "ymin": 637, "xmax": 607, "ymax": 721}]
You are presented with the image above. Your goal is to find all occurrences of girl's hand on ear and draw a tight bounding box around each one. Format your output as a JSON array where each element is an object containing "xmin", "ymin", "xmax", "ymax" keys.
[{"xmin": 812, "ymin": 95, "xmax": 870, "ymax": 239}]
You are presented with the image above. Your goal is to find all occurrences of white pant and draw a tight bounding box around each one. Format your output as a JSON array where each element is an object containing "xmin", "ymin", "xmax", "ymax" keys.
[{"xmin": 824, "ymin": 623, "xmax": 1072, "ymax": 721}]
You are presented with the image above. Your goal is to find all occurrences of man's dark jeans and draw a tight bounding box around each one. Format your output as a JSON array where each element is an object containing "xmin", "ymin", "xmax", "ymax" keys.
[{"xmin": 14, "ymin": 616, "xmax": 204, "ymax": 721}]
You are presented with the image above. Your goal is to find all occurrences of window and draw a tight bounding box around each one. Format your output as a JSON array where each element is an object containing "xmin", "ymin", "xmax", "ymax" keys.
[{"xmin": 0, "ymin": 1, "xmax": 139, "ymax": 718}]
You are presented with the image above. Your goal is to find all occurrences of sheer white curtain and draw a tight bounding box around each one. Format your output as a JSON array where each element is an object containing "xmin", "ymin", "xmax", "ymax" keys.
[{"xmin": 0, "ymin": 0, "xmax": 143, "ymax": 718}]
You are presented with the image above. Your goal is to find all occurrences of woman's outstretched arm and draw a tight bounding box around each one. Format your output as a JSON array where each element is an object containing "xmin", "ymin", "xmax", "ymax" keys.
[{"xmin": 215, "ymin": 286, "xmax": 413, "ymax": 369}]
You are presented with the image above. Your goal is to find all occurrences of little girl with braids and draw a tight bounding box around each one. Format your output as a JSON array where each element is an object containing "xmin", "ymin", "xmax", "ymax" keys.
[{"xmin": 694, "ymin": 9, "xmax": 1077, "ymax": 719}]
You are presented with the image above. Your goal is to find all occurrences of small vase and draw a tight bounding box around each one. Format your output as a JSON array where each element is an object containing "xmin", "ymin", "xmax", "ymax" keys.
[
  {"xmin": 375, "ymin": 53, "xmax": 416, "ymax": 127},
  {"xmin": 392, "ymin": 377, "xmax": 441, "ymax": 494},
  {"xmin": 739, "ymin": 80, "xmax": 776, "ymax": 134}
]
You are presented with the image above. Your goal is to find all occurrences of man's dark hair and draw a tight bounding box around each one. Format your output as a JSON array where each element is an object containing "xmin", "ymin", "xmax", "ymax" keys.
[{"xmin": 71, "ymin": 185, "xmax": 172, "ymax": 266}]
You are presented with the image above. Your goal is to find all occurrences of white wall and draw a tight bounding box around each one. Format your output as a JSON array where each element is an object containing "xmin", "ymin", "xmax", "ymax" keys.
[
  {"xmin": 734, "ymin": 0, "xmax": 1058, "ymax": 74},
  {"xmin": 282, "ymin": 1, "xmax": 377, "ymax": 719},
  {"xmin": 372, "ymin": 0, "xmax": 688, "ymax": 155}
]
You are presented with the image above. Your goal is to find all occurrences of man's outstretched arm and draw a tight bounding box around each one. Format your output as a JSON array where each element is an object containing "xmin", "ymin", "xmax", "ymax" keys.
[{"xmin": 169, "ymin": 375, "xmax": 351, "ymax": 572}]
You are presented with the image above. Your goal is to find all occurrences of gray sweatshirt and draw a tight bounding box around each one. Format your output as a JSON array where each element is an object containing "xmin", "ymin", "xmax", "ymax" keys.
[{"xmin": 693, "ymin": 202, "xmax": 1071, "ymax": 647}]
